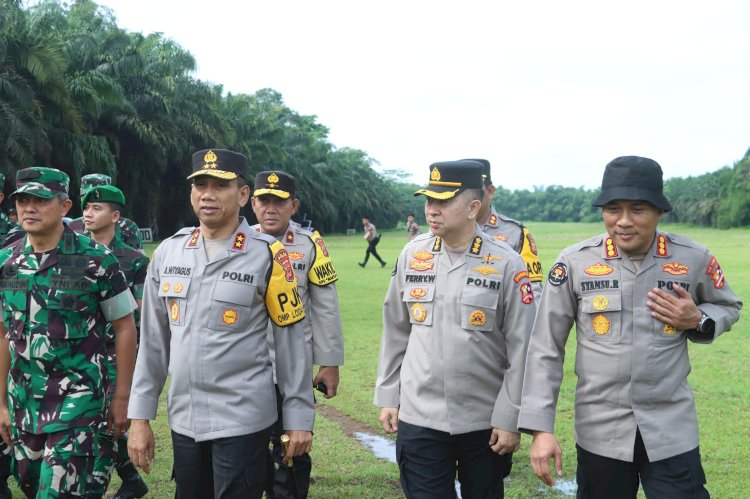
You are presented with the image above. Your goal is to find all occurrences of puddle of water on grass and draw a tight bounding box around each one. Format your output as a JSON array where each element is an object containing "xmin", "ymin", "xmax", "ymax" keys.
[
  {"xmin": 353, "ymin": 432, "xmax": 464, "ymax": 498},
  {"xmin": 538, "ymin": 479, "xmax": 577, "ymax": 496}
]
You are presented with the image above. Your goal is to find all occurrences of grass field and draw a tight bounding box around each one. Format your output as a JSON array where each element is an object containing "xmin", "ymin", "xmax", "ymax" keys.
[{"xmin": 15, "ymin": 222, "xmax": 748, "ymax": 498}]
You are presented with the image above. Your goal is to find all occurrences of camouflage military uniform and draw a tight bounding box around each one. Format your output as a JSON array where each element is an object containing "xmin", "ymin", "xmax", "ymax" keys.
[
  {"xmin": 87, "ymin": 229, "xmax": 148, "ymax": 497},
  {"xmin": 0, "ymin": 216, "xmax": 137, "ymax": 495},
  {"xmin": 0, "ymin": 172, "xmax": 21, "ymax": 249}
]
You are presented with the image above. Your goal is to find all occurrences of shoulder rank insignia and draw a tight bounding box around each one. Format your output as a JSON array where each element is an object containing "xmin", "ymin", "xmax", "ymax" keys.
[
  {"xmin": 409, "ymin": 260, "xmax": 435, "ymax": 272},
  {"xmin": 592, "ymin": 314, "xmax": 610, "ymax": 335},
  {"xmin": 655, "ymin": 234, "xmax": 668, "ymax": 256},
  {"xmin": 487, "ymin": 214, "xmax": 497, "ymax": 227},
  {"xmin": 470, "ymin": 236, "xmax": 483, "ymax": 255},
  {"xmin": 233, "ymin": 232, "xmax": 246, "ymax": 251},
  {"xmin": 662, "ymin": 262, "xmax": 688, "ymax": 275},
  {"xmin": 413, "ymin": 250, "xmax": 434, "ymax": 261},
  {"xmin": 604, "ymin": 237, "xmax": 618, "ymax": 258},
  {"xmin": 472, "ymin": 265, "xmax": 499, "ymax": 276},
  {"xmin": 285, "ymin": 230, "xmax": 294, "ymax": 244},
  {"xmin": 188, "ymin": 228, "xmax": 201, "ymax": 248},
  {"xmin": 585, "ymin": 263, "xmax": 614, "ymax": 276},
  {"xmin": 432, "ymin": 237, "xmax": 443, "ymax": 252},
  {"xmin": 289, "ymin": 251, "xmax": 305, "ymax": 261}
]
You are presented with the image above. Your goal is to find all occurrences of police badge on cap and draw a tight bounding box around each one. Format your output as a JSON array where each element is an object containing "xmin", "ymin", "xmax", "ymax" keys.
[
  {"xmin": 187, "ymin": 149, "xmax": 249, "ymax": 181},
  {"xmin": 414, "ymin": 160, "xmax": 484, "ymax": 200},
  {"xmin": 253, "ymin": 171, "xmax": 296, "ymax": 199}
]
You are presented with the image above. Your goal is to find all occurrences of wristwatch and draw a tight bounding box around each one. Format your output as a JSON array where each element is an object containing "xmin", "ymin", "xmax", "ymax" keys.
[{"xmin": 697, "ymin": 312, "xmax": 715, "ymax": 335}]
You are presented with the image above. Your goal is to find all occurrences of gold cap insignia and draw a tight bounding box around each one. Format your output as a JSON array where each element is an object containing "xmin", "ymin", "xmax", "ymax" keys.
[
  {"xmin": 267, "ymin": 173, "xmax": 280, "ymax": 187},
  {"xmin": 203, "ymin": 150, "xmax": 218, "ymax": 169},
  {"xmin": 592, "ymin": 314, "xmax": 611, "ymax": 334},
  {"xmin": 469, "ymin": 309, "xmax": 486, "ymax": 326},
  {"xmin": 430, "ymin": 166, "xmax": 441, "ymax": 181},
  {"xmin": 411, "ymin": 302, "xmax": 427, "ymax": 322},
  {"xmin": 593, "ymin": 295, "xmax": 609, "ymax": 311}
]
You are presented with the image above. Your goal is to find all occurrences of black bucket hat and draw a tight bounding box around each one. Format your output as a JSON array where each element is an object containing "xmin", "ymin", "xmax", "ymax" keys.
[{"xmin": 592, "ymin": 156, "xmax": 672, "ymax": 212}]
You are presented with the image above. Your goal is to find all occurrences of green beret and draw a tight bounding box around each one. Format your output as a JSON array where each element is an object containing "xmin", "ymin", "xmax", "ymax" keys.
[{"xmin": 81, "ymin": 185, "xmax": 125, "ymax": 211}]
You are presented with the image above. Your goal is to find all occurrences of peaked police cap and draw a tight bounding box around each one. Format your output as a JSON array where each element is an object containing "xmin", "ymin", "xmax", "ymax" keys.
[{"xmin": 414, "ymin": 160, "xmax": 484, "ymax": 200}]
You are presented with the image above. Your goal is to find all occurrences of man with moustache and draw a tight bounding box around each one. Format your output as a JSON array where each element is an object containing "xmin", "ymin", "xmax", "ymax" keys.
[
  {"xmin": 251, "ymin": 170, "xmax": 344, "ymax": 499},
  {"xmin": 519, "ymin": 156, "xmax": 742, "ymax": 498},
  {"xmin": 127, "ymin": 149, "xmax": 314, "ymax": 499},
  {"xmin": 375, "ymin": 160, "xmax": 536, "ymax": 497}
]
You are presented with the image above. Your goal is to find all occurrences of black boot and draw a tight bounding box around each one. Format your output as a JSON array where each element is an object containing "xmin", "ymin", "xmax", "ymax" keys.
[{"xmin": 113, "ymin": 461, "xmax": 148, "ymax": 499}]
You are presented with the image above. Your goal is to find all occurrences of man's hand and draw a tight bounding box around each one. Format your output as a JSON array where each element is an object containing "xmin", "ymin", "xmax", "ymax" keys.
[
  {"xmin": 647, "ymin": 285, "xmax": 702, "ymax": 331},
  {"xmin": 489, "ymin": 428, "xmax": 520, "ymax": 455},
  {"xmin": 379, "ymin": 407, "xmax": 399, "ymax": 433},
  {"xmin": 0, "ymin": 404, "xmax": 10, "ymax": 446},
  {"xmin": 282, "ymin": 430, "xmax": 312, "ymax": 459},
  {"xmin": 128, "ymin": 420, "xmax": 155, "ymax": 474},
  {"xmin": 313, "ymin": 366, "xmax": 339, "ymax": 398},
  {"xmin": 530, "ymin": 431, "xmax": 563, "ymax": 486},
  {"xmin": 107, "ymin": 394, "xmax": 130, "ymax": 439}
]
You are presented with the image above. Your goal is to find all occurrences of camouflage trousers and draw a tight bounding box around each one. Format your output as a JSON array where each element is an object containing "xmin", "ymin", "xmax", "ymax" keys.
[
  {"xmin": 12, "ymin": 427, "xmax": 96, "ymax": 498},
  {"xmin": 89, "ymin": 427, "xmax": 129, "ymax": 496}
]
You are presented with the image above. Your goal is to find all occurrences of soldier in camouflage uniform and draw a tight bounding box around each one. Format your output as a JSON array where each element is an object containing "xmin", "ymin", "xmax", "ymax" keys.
[
  {"xmin": 0, "ymin": 173, "xmax": 22, "ymax": 250},
  {"xmin": 81, "ymin": 186, "xmax": 149, "ymax": 499},
  {"xmin": 0, "ymin": 167, "xmax": 139, "ymax": 498},
  {"xmin": 469, "ymin": 159, "xmax": 544, "ymax": 299},
  {"xmin": 68, "ymin": 174, "xmax": 144, "ymax": 251},
  {"xmin": 251, "ymin": 170, "xmax": 344, "ymax": 499}
]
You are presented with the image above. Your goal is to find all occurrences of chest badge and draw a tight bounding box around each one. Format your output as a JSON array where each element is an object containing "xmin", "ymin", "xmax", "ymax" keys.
[
  {"xmin": 222, "ymin": 309, "xmax": 238, "ymax": 325},
  {"xmin": 409, "ymin": 260, "xmax": 434, "ymax": 272},
  {"xmin": 413, "ymin": 250, "xmax": 434, "ymax": 261},
  {"xmin": 174, "ymin": 284, "xmax": 184, "ymax": 294},
  {"xmin": 585, "ymin": 263, "xmax": 614, "ymax": 276},
  {"xmin": 592, "ymin": 314, "xmax": 610, "ymax": 335},
  {"xmin": 472, "ymin": 266, "xmax": 499, "ymax": 276},
  {"xmin": 170, "ymin": 300, "xmax": 179, "ymax": 322},
  {"xmin": 663, "ymin": 324, "xmax": 678, "ymax": 335},
  {"xmin": 592, "ymin": 295, "xmax": 609, "ymax": 311},
  {"xmin": 409, "ymin": 288, "xmax": 427, "ymax": 299},
  {"xmin": 662, "ymin": 262, "xmax": 688, "ymax": 276},
  {"xmin": 482, "ymin": 254, "xmax": 502, "ymax": 263},
  {"xmin": 162, "ymin": 283, "xmax": 170, "ymax": 293},
  {"xmin": 410, "ymin": 302, "xmax": 427, "ymax": 323},
  {"xmin": 469, "ymin": 309, "xmax": 486, "ymax": 326},
  {"xmin": 289, "ymin": 252, "xmax": 305, "ymax": 261}
]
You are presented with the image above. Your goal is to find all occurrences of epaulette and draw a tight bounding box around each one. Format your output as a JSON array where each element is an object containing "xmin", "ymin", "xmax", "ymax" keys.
[
  {"xmin": 168, "ymin": 226, "xmax": 199, "ymax": 240},
  {"xmin": 408, "ymin": 231, "xmax": 434, "ymax": 244},
  {"xmin": 293, "ymin": 225, "xmax": 315, "ymax": 238},
  {"xmin": 496, "ymin": 213, "xmax": 524, "ymax": 229},
  {"xmin": 561, "ymin": 234, "xmax": 605, "ymax": 256},
  {"xmin": 249, "ymin": 230, "xmax": 277, "ymax": 245},
  {"xmin": 664, "ymin": 232, "xmax": 708, "ymax": 252}
]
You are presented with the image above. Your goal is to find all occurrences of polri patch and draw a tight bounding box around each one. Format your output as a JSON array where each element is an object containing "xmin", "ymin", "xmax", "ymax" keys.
[
  {"xmin": 705, "ymin": 256, "xmax": 725, "ymax": 288},
  {"xmin": 548, "ymin": 262, "xmax": 568, "ymax": 286},
  {"xmin": 520, "ymin": 281, "xmax": 534, "ymax": 304}
]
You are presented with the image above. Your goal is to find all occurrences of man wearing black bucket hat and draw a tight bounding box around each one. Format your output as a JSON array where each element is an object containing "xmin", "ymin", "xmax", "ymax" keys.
[
  {"xmin": 375, "ymin": 160, "xmax": 536, "ymax": 497},
  {"xmin": 519, "ymin": 156, "xmax": 742, "ymax": 498}
]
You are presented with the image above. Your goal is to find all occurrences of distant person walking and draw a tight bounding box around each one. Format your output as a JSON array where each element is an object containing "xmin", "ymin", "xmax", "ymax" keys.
[
  {"xmin": 359, "ymin": 216, "xmax": 386, "ymax": 268},
  {"xmin": 406, "ymin": 213, "xmax": 421, "ymax": 241}
]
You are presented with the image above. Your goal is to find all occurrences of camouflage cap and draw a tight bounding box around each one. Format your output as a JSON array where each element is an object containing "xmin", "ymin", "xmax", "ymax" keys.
[
  {"xmin": 80, "ymin": 173, "xmax": 112, "ymax": 196},
  {"xmin": 81, "ymin": 185, "xmax": 125, "ymax": 211},
  {"xmin": 12, "ymin": 167, "xmax": 70, "ymax": 199}
]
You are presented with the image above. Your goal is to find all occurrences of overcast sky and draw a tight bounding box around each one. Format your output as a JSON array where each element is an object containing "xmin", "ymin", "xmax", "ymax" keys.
[{"xmin": 90, "ymin": 0, "xmax": 750, "ymax": 190}]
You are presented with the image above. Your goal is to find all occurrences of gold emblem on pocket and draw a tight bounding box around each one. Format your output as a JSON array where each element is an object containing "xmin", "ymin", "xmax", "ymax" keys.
[
  {"xmin": 170, "ymin": 300, "xmax": 179, "ymax": 322},
  {"xmin": 592, "ymin": 295, "xmax": 609, "ymax": 311},
  {"xmin": 410, "ymin": 303, "xmax": 427, "ymax": 323},
  {"xmin": 409, "ymin": 288, "xmax": 427, "ymax": 299},
  {"xmin": 592, "ymin": 314, "xmax": 610, "ymax": 335},
  {"xmin": 174, "ymin": 284, "xmax": 184, "ymax": 294},
  {"xmin": 162, "ymin": 283, "xmax": 170, "ymax": 293},
  {"xmin": 663, "ymin": 324, "xmax": 677, "ymax": 335},
  {"xmin": 469, "ymin": 310, "xmax": 486, "ymax": 326},
  {"xmin": 222, "ymin": 309, "xmax": 238, "ymax": 325}
]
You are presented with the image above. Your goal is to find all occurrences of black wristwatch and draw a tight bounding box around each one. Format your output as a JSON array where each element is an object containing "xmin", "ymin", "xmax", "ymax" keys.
[{"xmin": 697, "ymin": 312, "xmax": 715, "ymax": 335}]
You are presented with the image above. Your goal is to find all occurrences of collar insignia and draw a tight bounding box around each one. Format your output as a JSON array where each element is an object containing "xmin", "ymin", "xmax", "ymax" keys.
[
  {"xmin": 432, "ymin": 237, "xmax": 442, "ymax": 252},
  {"xmin": 285, "ymin": 230, "xmax": 294, "ymax": 244},
  {"xmin": 655, "ymin": 234, "xmax": 668, "ymax": 256},
  {"xmin": 488, "ymin": 214, "xmax": 497, "ymax": 226},
  {"xmin": 604, "ymin": 237, "xmax": 618, "ymax": 258},
  {"xmin": 470, "ymin": 236, "xmax": 483, "ymax": 255},
  {"xmin": 233, "ymin": 232, "xmax": 246, "ymax": 251},
  {"xmin": 188, "ymin": 229, "xmax": 201, "ymax": 247}
]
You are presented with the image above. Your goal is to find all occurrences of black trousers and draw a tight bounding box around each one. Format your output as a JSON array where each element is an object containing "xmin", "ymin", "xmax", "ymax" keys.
[
  {"xmin": 266, "ymin": 386, "xmax": 312, "ymax": 499},
  {"xmin": 362, "ymin": 236, "xmax": 385, "ymax": 265},
  {"xmin": 396, "ymin": 420, "xmax": 512, "ymax": 499},
  {"xmin": 576, "ymin": 429, "xmax": 709, "ymax": 499},
  {"xmin": 172, "ymin": 427, "xmax": 271, "ymax": 499}
]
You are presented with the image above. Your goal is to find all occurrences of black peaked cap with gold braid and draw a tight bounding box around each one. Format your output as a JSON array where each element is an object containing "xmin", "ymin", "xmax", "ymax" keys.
[
  {"xmin": 253, "ymin": 171, "xmax": 295, "ymax": 199},
  {"xmin": 414, "ymin": 160, "xmax": 484, "ymax": 200},
  {"xmin": 187, "ymin": 149, "xmax": 248, "ymax": 181}
]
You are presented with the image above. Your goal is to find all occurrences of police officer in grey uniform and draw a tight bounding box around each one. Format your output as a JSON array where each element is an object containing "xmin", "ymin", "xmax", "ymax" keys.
[
  {"xmin": 375, "ymin": 160, "xmax": 537, "ymax": 498},
  {"xmin": 519, "ymin": 156, "xmax": 742, "ymax": 498},
  {"xmin": 127, "ymin": 149, "xmax": 314, "ymax": 499},
  {"xmin": 469, "ymin": 159, "xmax": 543, "ymax": 298},
  {"xmin": 250, "ymin": 170, "xmax": 344, "ymax": 499}
]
